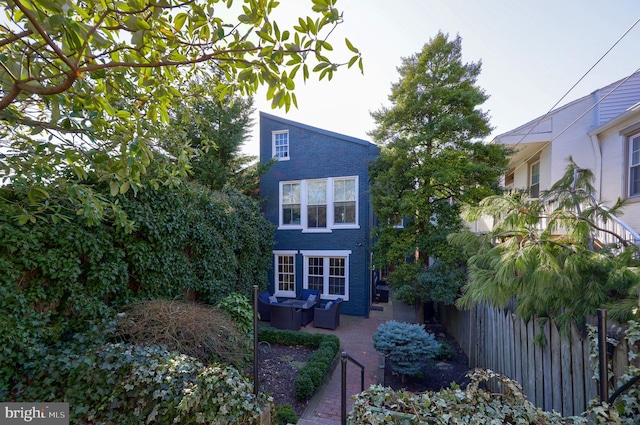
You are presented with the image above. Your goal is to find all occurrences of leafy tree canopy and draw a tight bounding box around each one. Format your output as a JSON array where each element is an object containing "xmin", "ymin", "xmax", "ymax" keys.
[
  {"xmin": 450, "ymin": 160, "xmax": 640, "ymax": 329},
  {"xmin": 0, "ymin": 0, "xmax": 362, "ymax": 226},
  {"xmin": 369, "ymin": 32, "xmax": 509, "ymax": 308}
]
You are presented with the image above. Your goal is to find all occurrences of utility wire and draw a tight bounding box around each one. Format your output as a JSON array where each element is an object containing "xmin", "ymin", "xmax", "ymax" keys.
[{"xmin": 507, "ymin": 16, "xmax": 640, "ymax": 149}]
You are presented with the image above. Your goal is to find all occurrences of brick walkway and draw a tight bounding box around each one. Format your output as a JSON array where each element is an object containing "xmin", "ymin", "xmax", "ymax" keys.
[{"xmin": 296, "ymin": 298, "xmax": 416, "ymax": 425}]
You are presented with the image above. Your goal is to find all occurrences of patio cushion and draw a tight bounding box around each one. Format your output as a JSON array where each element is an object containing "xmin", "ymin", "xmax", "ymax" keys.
[
  {"xmin": 268, "ymin": 295, "xmax": 278, "ymax": 304},
  {"xmin": 308, "ymin": 294, "xmax": 317, "ymax": 302},
  {"xmin": 325, "ymin": 301, "xmax": 333, "ymax": 310}
]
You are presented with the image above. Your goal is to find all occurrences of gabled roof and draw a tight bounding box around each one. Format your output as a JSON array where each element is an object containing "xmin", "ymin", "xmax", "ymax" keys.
[
  {"xmin": 493, "ymin": 70, "xmax": 640, "ymax": 144},
  {"xmin": 260, "ymin": 111, "xmax": 376, "ymax": 149}
]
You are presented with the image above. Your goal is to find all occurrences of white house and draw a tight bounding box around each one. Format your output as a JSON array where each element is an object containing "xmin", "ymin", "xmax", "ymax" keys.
[{"xmin": 492, "ymin": 71, "xmax": 640, "ymax": 241}]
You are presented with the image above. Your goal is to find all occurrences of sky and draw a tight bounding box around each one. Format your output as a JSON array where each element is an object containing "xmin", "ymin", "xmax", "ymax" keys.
[{"xmin": 243, "ymin": 0, "xmax": 640, "ymax": 157}]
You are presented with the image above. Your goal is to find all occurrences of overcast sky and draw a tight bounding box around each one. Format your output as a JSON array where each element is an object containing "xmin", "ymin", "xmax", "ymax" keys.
[{"xmin": 243, "ymin": 0, "xmax": 640, "ymax": 156}]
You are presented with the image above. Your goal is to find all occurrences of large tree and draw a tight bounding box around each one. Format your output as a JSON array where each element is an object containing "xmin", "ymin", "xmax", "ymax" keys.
[
  {"xmin": 0, "ymin": 0, "xmax": 362, "ymax": 227},
  {"xmin": 369, "ymin": 32, "xmax": 509, "ymax": 319}
]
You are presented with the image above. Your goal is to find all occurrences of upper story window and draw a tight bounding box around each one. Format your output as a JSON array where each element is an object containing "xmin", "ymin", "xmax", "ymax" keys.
[
  {"xmin": 630, "ymin": 134, "xmax": 640, "ymax": 197},
  {"xmin": 273, "ymin": 130, "xmax": 289, "ymax": 160},
  {"xmin": 307, "ymin": 180, "xmax": 327, "ymax": 228},
  {"xmin": 333, "ymin": 178, "xmax": 356, "ymax": 225},
  {"xmin": 281, "ymin": 182, "xmax": 301, "ymax": 225},
  {"xmin": 529, "ymin": 161, "xmax": 540, "ymax": 198},
  {"xmin": 279, "ymin": 177, "xmax": 359, "ymax": 231}
]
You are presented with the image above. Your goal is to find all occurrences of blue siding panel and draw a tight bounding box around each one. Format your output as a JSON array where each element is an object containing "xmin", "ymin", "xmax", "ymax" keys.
[{"xmin": 259, "ymin": 112, "xmax": 380, "ymax": 317}]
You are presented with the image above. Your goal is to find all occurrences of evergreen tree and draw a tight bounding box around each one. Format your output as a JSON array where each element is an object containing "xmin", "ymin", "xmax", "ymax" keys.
[
  {"xmin": 169, "ymin": 86, "xmax": 266, "ymax": 196},
  {"xmin": 369, "ymin": 32, "xmax": 509, "ymax": 319},
  {"xmin": 450, "ymin": 160, "xmax": 640, "ymax": 328}
]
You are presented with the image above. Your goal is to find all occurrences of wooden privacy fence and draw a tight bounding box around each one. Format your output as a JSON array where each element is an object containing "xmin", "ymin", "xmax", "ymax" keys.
[{"xmin": 436, "ymin": 303, "xmax": 634, "ymax": 417}]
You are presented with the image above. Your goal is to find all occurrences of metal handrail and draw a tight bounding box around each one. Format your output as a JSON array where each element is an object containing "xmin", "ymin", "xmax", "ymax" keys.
[{"xmin": 341, "ymin": 351, "xmax": 365, "ymax": 425}]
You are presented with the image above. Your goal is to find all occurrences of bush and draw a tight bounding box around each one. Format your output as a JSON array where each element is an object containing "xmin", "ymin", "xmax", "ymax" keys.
[
  {"xmin": 16, "ymin": 340, "xmax": 271, "ymax": 425},
  {"xmin": 373, "ymin": 321, "xmax": 440, "ymax": 378},
  {"xmin": 259, "ymin": 328, "xmax": 340, "ymax": 401},
  {"xmin": 0, "ymin": 181, "xmax": 274, "ymax": 391},
  {"xmin": 217, "ymin": 293, "xmax": 254, "ymax": 337},
  {"xmin": 116, "ymin": 299, "xmax": 250, "ymax": 369},
  {"xmin": 349, "ymin": 369, "xmax": 618, "ymax": 424},
  {"xmin": 274, "ymin": 404, "xmax": 298, "ymax": 424},
  {"xmin": 436, "ymin": 341, "xmax": 456, "ymax": 360}
]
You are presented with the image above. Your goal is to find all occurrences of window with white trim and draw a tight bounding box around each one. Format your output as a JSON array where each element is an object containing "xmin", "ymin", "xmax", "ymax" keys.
[
  {"xmin": 279, "ymin": 177, "xmax": 358, "ymax": 231},
  {"xmin": 333, "ymin": 178, "xmax": 356, "ymax": 225},
  {"xmin": 301, "ymin": 250, "xmax": 350, "ymax": 300},
  {"xmin": 281, "ymin": 182, "xmax": 301, "ymax": 225},
  {"xmin": 307, "ymin": 180, "xmax": 327, "ymax": 228},
  {"xmin": 630, "ymin": 134, "xmax": 640, "ymax": 197},
  {"xmin": 529, "ymin": 161, "xmax": 540, "ymax": 198},
  {"xmin": 272, "ymin": 130, "xmax": 289, "ymax": 160},
  {"xmin": 274, "ymin": 251, "xmax": 296, "ymax": 297}
]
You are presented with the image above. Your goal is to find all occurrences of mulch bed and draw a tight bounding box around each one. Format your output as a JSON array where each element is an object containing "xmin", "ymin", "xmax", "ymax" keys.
[{"xmin": 257, "ymin": 342, "xmax": 314, "ymax": 418}]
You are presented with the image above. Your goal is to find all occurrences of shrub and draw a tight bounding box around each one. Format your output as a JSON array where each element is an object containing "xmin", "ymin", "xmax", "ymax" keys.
[
  {"xmin": 16, "ymin": 341, "xmax": 271, "ymax": 425},
  {"xmin": 217, "ymin": 292, "xmax": 254, "ymax": 337},
  {"xmin": 116, "ymin": 299, "xmax": 250, "ymax": 369},
  {"xmin": 373, "ymin": 321, "xmax": 440, "ymax": 378},
  {"xmin": 436, "ymin": 341, "xmax": 456, "ymax": 360},
  {"xmin": 349, "ymin": 369, "xmax": 618, "ymax": 424},
  {"xmin": 274, "ymin": 404, "xmax": 298, "ymax": 424}
]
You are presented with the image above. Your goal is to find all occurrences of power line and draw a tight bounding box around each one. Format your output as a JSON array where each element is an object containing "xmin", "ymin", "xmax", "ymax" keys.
[{"xmin": 508, "ymin": 16, "xmax": 640, "ymax": 149}]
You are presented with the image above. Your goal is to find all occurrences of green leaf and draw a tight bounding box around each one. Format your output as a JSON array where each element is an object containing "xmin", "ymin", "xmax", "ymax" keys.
[
  {"xmin": 174, "ymin": 13, "xmax": 187, "ymax": 31},
  {"xmin": 110, "ymin": 180, "xmax": 119, "ymax": 197},
  {"xmin": 345, "ymin": 38, "xmax": 359, "ymax": 54}
]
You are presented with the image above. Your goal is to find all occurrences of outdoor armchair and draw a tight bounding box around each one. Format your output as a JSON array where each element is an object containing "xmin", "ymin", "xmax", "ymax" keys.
[
  {"xmin": 257, "ymin": 291, "xmax": 278, "ymax": 321},
  {"xmin": 298, "ymin": 288, "xmax": 321, "ymax": 308},
  {"xmin": 270, "ymin": 303, "xmax": 303, "ymax": 331},
  {"xmin": 313, "ymin": 299, "xmax": 342, "ymax": 330}
]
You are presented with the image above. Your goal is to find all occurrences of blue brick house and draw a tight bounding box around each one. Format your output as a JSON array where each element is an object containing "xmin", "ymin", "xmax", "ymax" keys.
[{"xmin": 259, "ymin": 112, "xmax": 380, "ymax": 317}]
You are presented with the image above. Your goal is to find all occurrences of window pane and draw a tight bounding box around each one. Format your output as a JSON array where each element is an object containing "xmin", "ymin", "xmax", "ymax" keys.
[
  {"xmin": 631, "ymin": 165, "xmax": 640, "ymax": 196},
  {"xmin": 307, "ymin": 205, "xmax": 327, "ymax": 228},
  {"xmin": 328, "ymin": 258, "xmax": 346, "ymax": 296},
  {"xmin": 274, "ymin": 132, "xmax": 289, "ymax": 158},
  {"xmin": 632, "ymin": 137, "xmax": 640, "ymax": 166},
  {"xmin": 334, "ymin": 202, "xmax": 356, "ymax": 224},
  {"xmin": 531, "ymin": 162, "xmax": 540, "ymax": 185},
  {"xmin": 334, "ymin": 179, "xmax": 356, "ymax": 202},
  {"xmin": 307, "ymin": 257, "xmax": 324, "ymax": 293},
  {"xmin": 307, "ymin": 181, "xmax": 326, "ymax": 204},
  {"xmin": 277, "ymin": 255, "xmax": 295, "ymax": 292},
  {"xmin": 282, "ymin": 183, "xmax": 300, "ymax": 204},
  {"xmin": 283, "ymin": 205, "xmax": 301, "ymax": 225}
]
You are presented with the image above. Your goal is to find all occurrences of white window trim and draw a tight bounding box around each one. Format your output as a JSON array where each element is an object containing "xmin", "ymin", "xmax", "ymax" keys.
[
  {"xmin": 529, "ymin": 161, "xmax": 540, "ymax": 199},
  {"xmin": 272, "ymin": 130, "xmax": 290, "ymax": 161},
  {"xmin": 273, "ymin": 250, "xmax": 297, "ymax": 298},
  {"xmin": 300, "ymin": 250, "xmax": 351, "ymax": 301},
  {"xmin": 629, "ymin": 134, "xmax": 640, "ymax": 198},
  {"xmin": 279, "ymin": 181, "xmax": 302, "ymax": 229},
  {"xmin": 278, "ymin": 177, "xmax": 360, "ymax": 231}
]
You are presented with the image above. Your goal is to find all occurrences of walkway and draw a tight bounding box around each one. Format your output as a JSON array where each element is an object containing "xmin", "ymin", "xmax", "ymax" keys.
[{"xmin": 296, "ymin": 297, "xmax": 416, "ymax": 425}]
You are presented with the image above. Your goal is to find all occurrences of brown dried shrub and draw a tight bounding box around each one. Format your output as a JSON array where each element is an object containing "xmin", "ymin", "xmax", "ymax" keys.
[{"xmin": 116, "ymin": 299, "xmax": 250, "ymax": 369}]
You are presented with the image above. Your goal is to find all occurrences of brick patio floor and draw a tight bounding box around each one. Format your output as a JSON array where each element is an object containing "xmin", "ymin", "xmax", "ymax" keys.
[{"xmin": 296, "ymin": 298, "xmax": 416, "ymax": 425}]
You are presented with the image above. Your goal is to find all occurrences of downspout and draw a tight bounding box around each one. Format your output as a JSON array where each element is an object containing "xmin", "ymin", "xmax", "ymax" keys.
[{"xmin": 590, "ymin": 133, "xmax": 603, "ymax": 200}]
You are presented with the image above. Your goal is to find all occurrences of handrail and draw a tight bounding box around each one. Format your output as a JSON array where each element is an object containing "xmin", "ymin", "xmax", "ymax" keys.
[{"xmin": 341, "ymin": 351, "xmax": 365, "ymax": 425}]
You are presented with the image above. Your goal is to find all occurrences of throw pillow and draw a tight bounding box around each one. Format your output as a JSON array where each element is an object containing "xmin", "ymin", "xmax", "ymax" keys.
[
  {"xmin": 325, "ymin": 301, "xmax": 333, "ymax": 310},
  {"xmin": 268, "ymin": 295, "xmax": 278, "ymax": 304},
  {"xmin": 308, "ymin": 294, "xmax": 317, "ymax": 302}
]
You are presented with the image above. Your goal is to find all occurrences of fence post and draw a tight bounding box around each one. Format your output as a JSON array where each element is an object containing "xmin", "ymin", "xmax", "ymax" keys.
[{"xmin": 597, "ymin": 309, "xmax": 608, "ymax": 403}]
